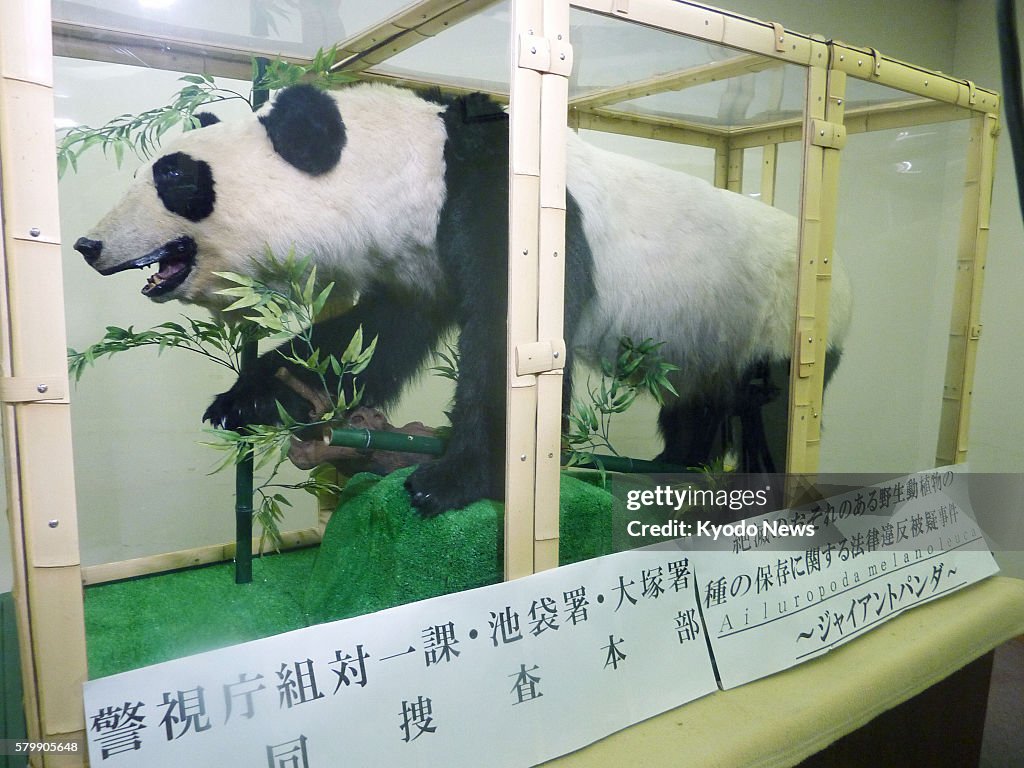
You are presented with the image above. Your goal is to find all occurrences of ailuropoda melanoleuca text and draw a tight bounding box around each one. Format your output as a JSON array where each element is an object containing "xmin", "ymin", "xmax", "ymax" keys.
[{"xmin": 76, "ymin": 83, "xmax": 852, "ymax": 517}]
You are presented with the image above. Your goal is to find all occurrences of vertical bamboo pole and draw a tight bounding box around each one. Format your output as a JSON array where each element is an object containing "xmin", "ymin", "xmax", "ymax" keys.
[
  {"xmin": 506, "ymin": 0, "xmax": 570, "ymax": 578},
  {"xmin": 935, "ymin": 112, "xmax": 997, "ymax": 465},
  {"xmin": 506, "ymin": 0, "xmax": 542, "ymax": 580},
  {"xmin": 726, "ymin": 145, "xmax": 744, "ymax": 193},
  {"xmin": 0, "ymin": 1, "xmax": 88, "ymax": 764},
  {"xmin": 713, "ymin": 144, "xmax": 730, "ymax": 189},
  {"xmin": 234, "ymin": 341, "xmax": 255, "ymax": 585},
  {"xmin": 232, "ymin": 59, "xmax": 271, "ymax": 585},
  {"xmin": 760, "ymin": 143, "xmax": 778, "ymax": 206},
  {"xmin": 533, "ymin": 2, "xmax": 571, "ymax": 573},
  {"xmin": 786, "ymin": 52, "xmax": 847, "ymax": 474}
]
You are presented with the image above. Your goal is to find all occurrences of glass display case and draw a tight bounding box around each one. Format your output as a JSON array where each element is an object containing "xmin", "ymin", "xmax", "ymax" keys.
[{"xmin": 0, "ymin": 0, "xmax": 1000, "ymax": 758}]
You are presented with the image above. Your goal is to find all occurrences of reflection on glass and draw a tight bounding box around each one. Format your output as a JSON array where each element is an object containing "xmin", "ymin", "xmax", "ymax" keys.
[
  {"xmin": 52, "ymin": 0, "xmax": 413, "ymax": 58},
  {"xmin": 820, "ymin": 114, "xmax": 971, "ymax": 473}
]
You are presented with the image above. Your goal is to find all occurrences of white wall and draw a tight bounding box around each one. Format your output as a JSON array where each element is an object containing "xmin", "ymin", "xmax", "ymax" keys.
[
  {"xmin": 950, "ymin": 0, "xmax": 1024, "ymax": 575},
  {"xmin": 951, "ymin": 0, "xmax": 1024, "ymax": 471}
]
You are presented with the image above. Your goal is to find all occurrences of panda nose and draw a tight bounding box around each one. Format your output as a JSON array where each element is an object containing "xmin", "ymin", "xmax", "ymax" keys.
[{"xmin": 74, "ymin": 237, "xmax": 103, "ymax": 264}]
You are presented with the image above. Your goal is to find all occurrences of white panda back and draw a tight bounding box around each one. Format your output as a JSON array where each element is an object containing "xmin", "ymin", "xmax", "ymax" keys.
[{"xmin": 566, "ymin": 132, "xmax": 851, "ymax": 398}]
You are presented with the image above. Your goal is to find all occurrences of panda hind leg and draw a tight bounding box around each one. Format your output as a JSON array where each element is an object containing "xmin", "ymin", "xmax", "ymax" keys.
[
  {"xmin": 655, "ymin": 358, "xmax": 790, "ymax": 473},
  {"xmin": 404, "ymin": 270, "xmax": 518, "ymax": 515},
  {"xmin": 735, "ymin": 359, "xmax": 788, "ymax": 474},
  {"xmin": 655, "ymin": 399, "xmax": 727, "ymax": 470},
  {"xmin": 741, "ymin": 351, "xmax": 843, "ymax": 473}
]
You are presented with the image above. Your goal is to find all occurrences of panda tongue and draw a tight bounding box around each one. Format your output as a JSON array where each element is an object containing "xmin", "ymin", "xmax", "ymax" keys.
[{"xmin": 157, "ymin": 258, "xmax": 186, "ymax": 279}]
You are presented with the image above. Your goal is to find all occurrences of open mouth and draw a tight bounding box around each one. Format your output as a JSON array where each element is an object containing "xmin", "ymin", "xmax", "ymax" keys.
[{"xmin": 99, "ymin": 236, "xmax": 197, "ymax": 299}]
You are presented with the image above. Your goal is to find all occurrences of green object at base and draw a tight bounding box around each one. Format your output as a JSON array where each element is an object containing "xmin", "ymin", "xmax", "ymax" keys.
[
  {"xmin": 84, "ymin": 469, "xmax": 616, "ymax": 679},
  {"xmin": 303, "ymin": 468, "xmax": 615, "ymax": 624},
  {"xmin": 85, "ymin": 550, "xmax": 319, "ymax": 679},
  {"xmin": 1, "ymin": 593, "xmax": 28, "ymax": 766}
]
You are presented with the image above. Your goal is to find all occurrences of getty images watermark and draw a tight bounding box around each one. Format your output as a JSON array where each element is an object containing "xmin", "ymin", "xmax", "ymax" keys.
[{"xmin": 624, "ymin": 483, "xmax": 817, "ymax": 541}]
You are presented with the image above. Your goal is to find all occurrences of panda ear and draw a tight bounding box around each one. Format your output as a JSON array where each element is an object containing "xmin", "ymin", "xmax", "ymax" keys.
[
  {"xmin": 194, "ymin": 112, "xmax": 220, "ymax": 128},
  {"xmin": 258, "ymin": 84, "xmax": 346, "ymax": 176}
]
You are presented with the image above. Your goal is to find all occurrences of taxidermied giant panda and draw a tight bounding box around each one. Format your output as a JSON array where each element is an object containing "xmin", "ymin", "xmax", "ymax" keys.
[{"xmin": 75, "ymin": 83, "xmax": 852, "ymax": 516}]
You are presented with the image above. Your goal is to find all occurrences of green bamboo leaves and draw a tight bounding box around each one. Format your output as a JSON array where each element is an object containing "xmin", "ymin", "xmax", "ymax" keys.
[
  {"xmin": 67, "ymin": 317, "xmax": 260, "ymax": 381},
  {"xmin": 68, "ymin": 252, "xmax": 374, "ymax": 550},
  {"xmin": 564, "ymin": 338, "xmax": 679, "ymax": 472},
  {"xmin": 56, "ymin": 74, "xmax": 244, "ymax": 178},
  {"xmin": 56, "ymin": 47, "xmax": 351, "ymax": 178},
  {"xmin": 205, "ymin": 253, "xmax": 376, "ymax": 546}
]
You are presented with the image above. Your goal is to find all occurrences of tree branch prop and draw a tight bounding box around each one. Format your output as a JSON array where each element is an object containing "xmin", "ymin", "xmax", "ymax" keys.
[{"xmin": 275, "ymin": 367, "xmax": 438, "ymax": 476}]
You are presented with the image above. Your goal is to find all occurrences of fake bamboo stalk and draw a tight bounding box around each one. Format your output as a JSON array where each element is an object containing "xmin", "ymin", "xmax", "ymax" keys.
[
  {"xmin": 232, "ymin": 60, "xmax": 271, "ymax": 585},
  {"xmin": 327, "ymin": 427, "xmax": 446, "ymax": 455},
  {"xmin": 326, "ymin": 427, "xmax": 684, "ymax": 474}
]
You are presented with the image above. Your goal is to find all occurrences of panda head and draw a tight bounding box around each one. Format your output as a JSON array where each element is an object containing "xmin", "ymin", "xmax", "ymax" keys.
[{"xmin": 74, "ymin": 84, "xmax": 347, "ymax": 307}]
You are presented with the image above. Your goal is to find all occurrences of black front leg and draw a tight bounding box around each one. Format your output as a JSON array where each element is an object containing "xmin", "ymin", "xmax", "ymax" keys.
[
  {"xmin": 405, "ymin": 302, "xmax": 507, "ymax": 516},
  {"xmin": 204, "ymin": 287, "xmax": 447, "ymax": 430},
  {"xmin": 403, "ymin": 102, "xmax": 510, "ymax": 515}
]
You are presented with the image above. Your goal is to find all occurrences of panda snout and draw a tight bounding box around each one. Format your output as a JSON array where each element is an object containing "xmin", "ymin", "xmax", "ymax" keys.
[{"xmin": 74, "ymin": 237, "xmax": 103, "ymax": 265}]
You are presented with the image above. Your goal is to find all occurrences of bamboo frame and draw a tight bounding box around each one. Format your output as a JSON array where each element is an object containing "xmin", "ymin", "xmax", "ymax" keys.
[
  {"xmin": 505, "ymin": 0, "xmax": 571, "ymax": 577},
  {"xmin": 726, "ymin": 146, "xmax": 744, "ymax": 192},
  {"xmin": 936, "ymin": 112, "xmax": 998, "ymax": 466},
  {"xmin": 561, "ymin": 1, "xmax": 999, "ymax": 475},
  {"xmin": 568, "ymin": 52, "xmax": 782, "ymax": 111},
  {"xmin": 52, "ymin": 21, "xmax": 267, "ymax": 80},
  {"xmin": 0, "ymin": 1, "xmax": 88, "ymax": 763},
  {"xmin": 573, "ymin": 107, "xmax": 729, "ymax": 149},
  {"xmin": 760, "ymin": 143, "xmax": 778, "ymax": 205},
  {"xmin": 532, "ymin": 1, "xmax": 571, "ymax": 573},
  {"xmin": 0, "ymin": 5, "xmax": 1002, "ymax": 760},
  {"xmin": 28, "ymin": 0, "xmax": 997, "ymax": 575},
  {"xmin": 786, "ymin": 61, "xmax": 848, "ymax": 472},
  {"xmin": 80, "ymin": 528, "xmax": 323, "ymax": 586},
  {"xmin": 329, "ymin": 0, "xmax": 502, "ymax": 73}
]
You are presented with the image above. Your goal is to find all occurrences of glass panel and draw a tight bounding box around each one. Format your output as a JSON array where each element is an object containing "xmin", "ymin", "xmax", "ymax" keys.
[
  {"xmin": 56, "ymin": 55, "xmax": 470, "ymax": 572},
  {"xmin": 52, "ymin": 0, "xmax": 413, "ymax": 58},
  {"xmin": 609, "ymin": 65, "xmax": 806, "ymax": 128},
  {"xmin": 820, "ymin": 87, "xmax": 972, "ymax": 473},
  {"xmin": 579, "ymin": 129, "xmax": 715, "ymax": 177},
  {"xmin": 562, "ymin": 9, "xmax": 810, "ymax": 553},
  {"xmin": 55, "ymin": 58, "xmax": 314, "ymax": 567},
  {"xmin": 371, "ymin": 1, "xmax": 823, "ymax": 134},
  {"xmin": 574, "ymin": 132, "xmax": 717, "ymax": 481},
  {"xmin": 843, "ymin": 77, "xmax": 927, "ymax": 112},
  {"xmin": 565, "ymin": 7, "xmax": 811, "ymax": 131},
  {"xmin": 571, "ymin": 7, "xmax": 724, "ymax": 95},
  {"xmin": 367, "ymin": 2, "xmax": 512, "ymax": 92}
]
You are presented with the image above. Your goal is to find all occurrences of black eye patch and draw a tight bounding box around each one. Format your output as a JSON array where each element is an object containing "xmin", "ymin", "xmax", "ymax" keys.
[{"xmin": 152, "ymin": 152, "xmax": 215, "ymax": 222}]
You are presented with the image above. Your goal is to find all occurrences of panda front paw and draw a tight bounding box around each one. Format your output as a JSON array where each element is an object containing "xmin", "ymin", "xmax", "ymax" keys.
[
  {"xmin": 203, "ymin": 372, "xmax": 307, "ymax": 431},
  {"xmin": 405, "ymin": 459, "xmax": 493, "ymax": 518}
]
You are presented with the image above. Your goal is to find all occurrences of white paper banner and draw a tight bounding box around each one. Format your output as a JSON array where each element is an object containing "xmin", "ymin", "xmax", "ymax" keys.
[
  {"xmin": 84, "ymin": 546, "xmax": 718, "ymax": 767},
  {"xmin": 692, "ymin": 466, "xmax": 999, "ymax": 688}
]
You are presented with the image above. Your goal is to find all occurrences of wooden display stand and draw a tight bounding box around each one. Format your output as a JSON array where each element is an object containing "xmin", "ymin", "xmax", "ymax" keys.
[{"xmin": 0, "ymin": 0, "xmax": 1008, "ymax": 764}]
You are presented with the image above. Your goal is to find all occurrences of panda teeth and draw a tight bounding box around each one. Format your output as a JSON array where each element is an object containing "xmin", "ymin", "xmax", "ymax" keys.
[{"xmin": 143, "ymin": 262, "xmax": 164, "ymax": 287}]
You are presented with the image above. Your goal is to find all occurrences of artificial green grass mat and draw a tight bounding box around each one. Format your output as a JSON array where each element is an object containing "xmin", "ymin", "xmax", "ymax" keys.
[
  {"xmin": 303, "ymin": 467, "xmax": 614, "ymax": 624},
  {"xmin": 84, "ymin": 547, "xmax": 320, "ymax": 679},
  {"xmin": 2, "ymin": 593, "xmax": 29, "ymax": 765},
  {"xmin": 85, "ymin": 468, "xmax": 616, "ymax": 679}
]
